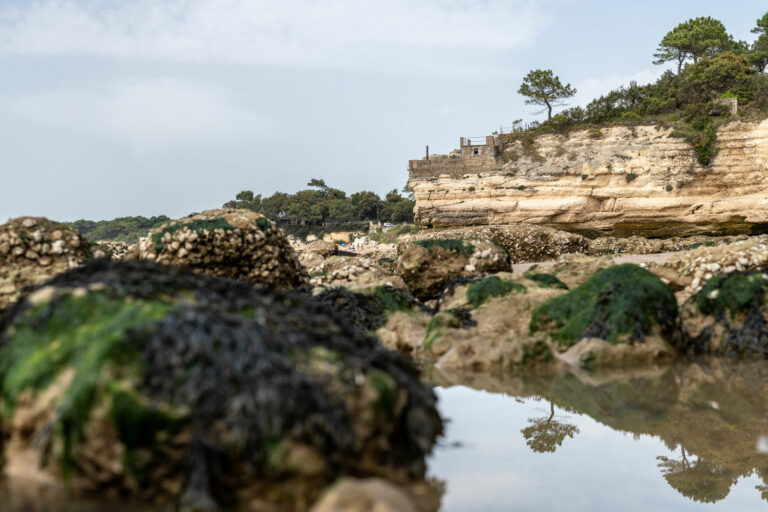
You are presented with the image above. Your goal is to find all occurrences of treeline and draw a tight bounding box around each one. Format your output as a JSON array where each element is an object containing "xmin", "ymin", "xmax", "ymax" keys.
[
  {"xmin": 68, "ymin": 216, "xmax": 171, "ymax": 243},
  {"xmin": 513, "ymin": 13, "xmax": 768, "ymax": 165},
  {"xmin": 223, "ymin": 179, "xmax": 415, "ymax": 239}
]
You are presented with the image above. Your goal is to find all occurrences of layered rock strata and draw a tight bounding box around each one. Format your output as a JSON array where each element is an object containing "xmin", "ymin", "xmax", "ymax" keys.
[{"xmin": 410, "ymin": 121, "xmax": 768, "ymax": 236}]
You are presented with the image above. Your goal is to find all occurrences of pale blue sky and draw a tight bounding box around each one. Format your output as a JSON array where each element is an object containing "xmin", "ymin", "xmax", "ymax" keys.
[{"xmin": 1, "ymin": 0, "xmax": 766, "ymax": 221}]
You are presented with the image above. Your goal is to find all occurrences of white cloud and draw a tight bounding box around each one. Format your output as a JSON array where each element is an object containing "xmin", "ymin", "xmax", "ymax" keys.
[
  {"xmin": 0, "ymin": 0, "xmax": 551, "ymax": 75},
  {"xmin": 5, "ymin": 78, "xmax": 270, "ymax": 151}
]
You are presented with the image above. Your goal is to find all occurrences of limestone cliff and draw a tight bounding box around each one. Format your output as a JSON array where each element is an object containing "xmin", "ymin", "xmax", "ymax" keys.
[{"xmin": 409, "ymin": 120, "xmax": 768, "ymax": 236}]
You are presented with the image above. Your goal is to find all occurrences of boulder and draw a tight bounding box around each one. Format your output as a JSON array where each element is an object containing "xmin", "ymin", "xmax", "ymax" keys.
[
  {"xmin": 395, "ymin": 239, "xmax": 509, "ymax": 300},
  {"xmin": 0, "ymin": 217, "xmax": 91, "ymax": 311},
  {"xmin": 310, "ymin": 478, "xmax": 419, "ymax": 512},
  {"xmin": 128, "ymin": 209, "xmax": 308, "ymax": 290},
  {"xmin": 302, "ymin": 240, "xmax": 338, "ymax": 258},
  {"xmin": 530, "ymin": 264, "xmax": 678, "ymax": 367},
  {"xmin": 679, "ymin": 272, "xmax": 768, "ymax": 357},
  {"xmin": 397, "ymin": 225, "xmax": 588, "ymax": 263},
  {"xmin": 0, "ymin": 260, "xmax": 442, "ymax": 511},
  {"xmin": 304, "ymin": 254, "xmax": 406, "ymax": 292}
]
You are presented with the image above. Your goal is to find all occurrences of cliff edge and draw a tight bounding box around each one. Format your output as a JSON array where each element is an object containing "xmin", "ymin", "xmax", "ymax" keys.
[{"xmin": 408, "ymin": 120, "xmax": 768, "ymax": 237}]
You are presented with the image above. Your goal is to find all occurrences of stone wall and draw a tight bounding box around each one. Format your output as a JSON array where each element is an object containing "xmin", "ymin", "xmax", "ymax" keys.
[{"xmin": 408, "ymin": 120, "xmax": 768, "ymax": 236}]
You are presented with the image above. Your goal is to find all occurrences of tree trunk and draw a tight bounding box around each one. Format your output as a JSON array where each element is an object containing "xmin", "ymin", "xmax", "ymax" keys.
[{"xmin": 545, "ymin": 100, "xmax": 552, "ymax": 121}]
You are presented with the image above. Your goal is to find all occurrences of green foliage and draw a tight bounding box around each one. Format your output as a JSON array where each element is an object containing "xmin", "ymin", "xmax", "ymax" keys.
[
  {"xmin": 0, "ymin": 292, "xmax": 174, "ymax": 466},
  {"xmin": 222, "ymin": 180, "xmax": 415, "ymax": 241},
  {"xmin": 68, "ymin": 216, "xmax": 171, "ymax": 243},
  {"xmin": 518, "ymin": 69, "xmax": 577, "ymax": 120},
  {"xmin": 524, "ymin": 271, "xmax": 569, "ymax": 290},
  {"xmin": 466, "ymin": 276, "xmax": 527, "ymax": 307},
  {"xmin": 414, "ymin": 239, "xmax": 475, "ymax": 258},
  {"xmin": 369, "ymin": 224, "xmax": 419, "ymax": 243},
  {"xmin": 152, "ymin": 218, "xmax": 234, "ymax": 251},
  {"xmin": 530, "ymin": 264, "xmax": 678, "ymax": 347},
  {"xmin": 654, "ymin": 17, "xmax": 735, "ymax": 73},
  {"xmin": 626, "ymin": 172, "xmax": 639, "ymax": 183},
  {"xmin": 696, "ymin": 272, "xmax": 768, "ymax": 316}
]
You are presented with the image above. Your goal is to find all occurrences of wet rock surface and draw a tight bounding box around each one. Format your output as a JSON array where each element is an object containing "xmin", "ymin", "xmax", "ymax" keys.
[
  {"xmin": 0, "ymin": 217, "xmax": 92, "ymax": 311},
  {"xmin": 397, "ymin": 224, "xmax": 588, "ymax": 263},
  {"xmin": 0, "ymin": 260, "xmax": 442, "ymax": 511},
  {"xmin": 395, "ymin": 239, "xmax": 509, "ymax": 301},
  {"xmin": 301, "ymin": 253, "xmax": 406, "ymax": 291},
  {"xmin": 129, "ymin": 208, "xmax": 308, "ymax": 289}
]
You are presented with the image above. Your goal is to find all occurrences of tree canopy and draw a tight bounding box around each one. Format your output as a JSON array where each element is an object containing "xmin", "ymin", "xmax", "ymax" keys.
[
  {"xmin": 654, "ymin": 17, "xmax": 735, "ymax": 73},
  {"xmin": 518, "ymin": 69, "xmax": 577, "ymax": 120}
]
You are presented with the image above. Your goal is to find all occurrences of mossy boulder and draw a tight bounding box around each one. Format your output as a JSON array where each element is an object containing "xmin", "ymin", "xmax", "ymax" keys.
[
  {"xmin": 128, "ymin": 208, "xmax": 308, "ymax": 290},
  {"xmin": 530, "ymin": 264, "xmax": 679, "ymax": 351},
  {"xmin": 395, "ymin": 239, "xmax": 509, "ymax": 300},
  {"xmin": 0, "ymin": 260, "xmax": 442, "ymax": 511},
  {"xmin": 679, "ymin": 272, "xmax": 768, "ymax": 357},
  {"xmin": 0, "ymin": 217, "xmax": 92, "ymax": 311}
]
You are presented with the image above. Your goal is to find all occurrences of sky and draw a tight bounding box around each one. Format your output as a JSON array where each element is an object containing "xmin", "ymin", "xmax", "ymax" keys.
[{"xmin": 1, "ymin": 0, "xmax": 766, "ymax": 222}]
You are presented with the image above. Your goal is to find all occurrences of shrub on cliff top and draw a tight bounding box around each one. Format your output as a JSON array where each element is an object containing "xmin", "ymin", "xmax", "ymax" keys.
[{"xmin": 530, "ymin": 264, "xmax": 678, "ymax": 346}]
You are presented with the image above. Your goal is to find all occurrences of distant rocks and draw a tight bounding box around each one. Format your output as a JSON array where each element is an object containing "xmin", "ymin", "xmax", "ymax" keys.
[
  {"xmin": 129, "ymin": 208, "xmax": 308, "ymax": 289},
  {"xmin": 302, "ymin": 240, "xmax": 339, "ymax": 258},
  {"xmin": 0, "ymin": 217, "xmax": 91, "ymax": 311},
  {"xmin": 395, "ymin": 239, "xmax": 509, "ymax": 301},
  {"xmin": 398, "ymin": 225, "xmax": 588, "ymax": 264}
]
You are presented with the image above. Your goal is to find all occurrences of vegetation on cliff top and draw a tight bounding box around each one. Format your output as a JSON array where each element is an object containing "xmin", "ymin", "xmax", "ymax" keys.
[{"xmin": 511, "ymin": 12, "xmax": 768, "ymax": 166}]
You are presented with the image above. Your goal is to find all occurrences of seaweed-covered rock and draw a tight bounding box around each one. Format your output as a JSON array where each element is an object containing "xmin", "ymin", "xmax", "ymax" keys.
[
  {"xmin": 679, "ymin": 272, "xmax": 768, "ymax": 357},
  {"xmin": 530, "ymin": 264, "xmax": 678, "ymax": 365},
  {"xmin": 309, "ymin": 286, "xmax": 425, "ymax": 334},
  {"xmin": 129, "ymin": 209, "xmax": 308, "ymax": 289},
  {"xmin": 397, "ymin": 225, "xmax": 588, "ymax": 263},
  {"xmin": 395, "ymin": 239, "xmax": 509, "ymax": 300},
  {"xmin": 0, "ymin": 217, "xmax": 92, "ymax": 311},
  {"xmin": 0, "ymin": 260, "xmax": 442, "ymax": 511}
]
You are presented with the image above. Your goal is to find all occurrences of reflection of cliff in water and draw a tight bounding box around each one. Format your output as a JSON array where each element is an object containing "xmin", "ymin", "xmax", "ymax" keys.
[{"xmin": 436, "ymin": 360, "xmax": 768, "ymax": 504}]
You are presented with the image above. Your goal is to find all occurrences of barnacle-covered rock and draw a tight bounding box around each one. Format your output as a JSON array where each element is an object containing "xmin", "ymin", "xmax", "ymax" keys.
[
  {"xmin": 0, "ymin": 217, "xmax": 92, "ymax": 311},
  {"xmin": 128, "ymin": 209, "xmax": 308, "ymax": 289},
  {"xmin": 0, "ymin": 260, "xmax": 442, "ymax": 511},
  {"xmin": 395, "ymin": 239, "xmax": 509, "ymax": 300},
  {"xmin": 679, "ymin": 272, "xmax": 768, "ymax": 357},
  {"xmin": 397, "ymin": 225, "xmax": 588, "ymax": 263}
]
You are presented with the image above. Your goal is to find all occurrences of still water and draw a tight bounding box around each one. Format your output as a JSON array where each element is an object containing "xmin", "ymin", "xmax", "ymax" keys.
[
  {"xmin": 431, "ymin": 362, "xmax": 768, "ymax": 512},
  {"xmin": 3, "ymin": 361, "xmax": 768, "ymax": 511}
]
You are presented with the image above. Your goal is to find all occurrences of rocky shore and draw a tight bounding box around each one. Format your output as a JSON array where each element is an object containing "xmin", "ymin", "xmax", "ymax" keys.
[{"xmin": 4, "ymin": 211, "xmax": 768, "ymax": 510}]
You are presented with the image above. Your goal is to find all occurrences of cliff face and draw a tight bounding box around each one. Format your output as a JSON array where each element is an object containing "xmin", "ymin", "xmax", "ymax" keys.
[{"xmin": 409, "ymin": 120, "xmax": 768, "ymax": 237}]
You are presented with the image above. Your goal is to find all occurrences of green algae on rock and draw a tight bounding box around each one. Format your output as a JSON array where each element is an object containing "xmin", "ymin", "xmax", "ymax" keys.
[
  {"xmin": 530, "ymin": 264, "xmax": 678, "ymax": 347},
  {"xmin": 465, "ymin": 276, "xmax": 527, "ymax": 307},
  {"xmin": 680, "ymin": 271, "xmax": 768, "ymax": 357},
  {"xmin": 129, "ymin": 208, "xmax": 309, "ymax": 290},
  {"xmin": 0, "ymin": 260, "xmax": 442, "ymax": 511}
]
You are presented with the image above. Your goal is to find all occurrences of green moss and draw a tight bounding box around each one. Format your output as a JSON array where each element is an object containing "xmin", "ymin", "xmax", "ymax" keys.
[
  {"xmin": 696, "ymin": 273, "xmax": 768, "ymax": 316},
  {"xmin": 530, "ymin": 264, "xmax": 677, "ymax": 347},
  {"xmin": 423, "ymin": 312, "xmax": 463, "ymax": 349},
  {"xmin": 0, "ymin": 292, "xmax": 174, "ymax": 466},
  {"xmin": 111, "ymin": 387, "xmax": 185, "ymax": 476},
  {"xmin": 368, "ymin": 369, "xmax": 397, "ymax": 417},
  {"xmin": 466, "ymin": 276, "xmax": 527, "ymax": 307},
  {"xmin": 524, "ymin": 272, "xmax": 569, "ymax": 290},
  {"xmin": 256, "ymin": 217, "xmax": 274, "ymax": 233},
  {"xmin": 414, "ymin": 239, "xmax": 475, "ymax": 258},
  {"xmin": 625, "ymin": 173, "xmax": 638, "ymax": 183},
  {"xmin": 152, "ymin": 218, "xmax": 235, "ymax": 251},
  {"xmin": 373, "ymin": 285, "xmax": 413, "ymax": 313}
]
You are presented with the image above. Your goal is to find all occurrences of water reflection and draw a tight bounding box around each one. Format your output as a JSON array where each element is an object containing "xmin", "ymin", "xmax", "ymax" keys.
[
  {"xmin": 520, "ymin": 401, "xmax": 579, "ymax": 454},
  {"xmin": 431, "ymin": 360, "xmax": 768, "ymax": 511}
]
